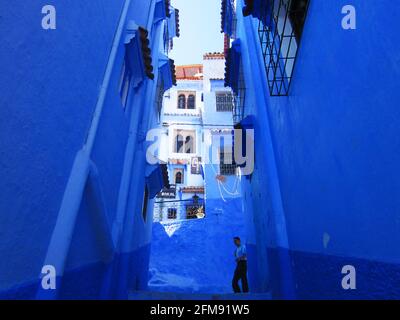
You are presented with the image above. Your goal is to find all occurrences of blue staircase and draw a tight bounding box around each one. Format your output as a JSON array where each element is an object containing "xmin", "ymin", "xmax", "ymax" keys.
[{"xmin": 129, "ymin": 291, "xmax": 272, "ymax": 300}]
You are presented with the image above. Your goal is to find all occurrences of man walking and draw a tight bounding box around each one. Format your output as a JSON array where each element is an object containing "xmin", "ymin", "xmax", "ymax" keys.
[{"xmin": 232, "ymin": 236, "xmax": 249, "ymax": 293}]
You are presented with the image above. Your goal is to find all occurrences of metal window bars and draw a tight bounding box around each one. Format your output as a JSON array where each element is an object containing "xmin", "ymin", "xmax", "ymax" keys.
[
  {"xmin": 233, "ymin": 61, "xmax": 246, "ymax": 124},
  {"xmin": 216, "ymin": 92, "xmax": 234, "ymax": 112},
  {"xmin": 258, "ymin": 0, "xmax": 310, "ymax": 96},
  {"xmin": 220, "ymin": 152, "xmax": 238, "ymax": 176}
]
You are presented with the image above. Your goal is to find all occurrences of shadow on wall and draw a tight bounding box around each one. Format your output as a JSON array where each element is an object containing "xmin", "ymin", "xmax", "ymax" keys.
[{"xmin": 148, "ymin": 198, "xmax": 247, "ymax": 294}]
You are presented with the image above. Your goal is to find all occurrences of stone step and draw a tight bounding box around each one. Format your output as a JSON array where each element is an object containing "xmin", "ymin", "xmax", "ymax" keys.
[{"xmin": 129, "ymin": 291, "xmax": 272, "ymax": 300}]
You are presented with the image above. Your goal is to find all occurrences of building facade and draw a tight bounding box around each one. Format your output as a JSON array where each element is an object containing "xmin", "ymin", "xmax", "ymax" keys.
[
  {"xmin": 154, "ymin": 53, "xmax": 241, "ymax": 222},
  {"xmin": 222, "ymin": 0, "xmax": 400, "ymax": 299},
  {"xmin": 148, "ymin": 54, "xmax": 248, "ymax": 293},
  {"xmin": 0, "ymin": 0, "xmax": 179, "ymax": 299}
]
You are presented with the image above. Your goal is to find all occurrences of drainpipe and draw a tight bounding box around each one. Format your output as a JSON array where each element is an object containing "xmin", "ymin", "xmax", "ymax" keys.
[{"xmin": 36, "ymin": 0, "xmax": 132, "ymax": 300}]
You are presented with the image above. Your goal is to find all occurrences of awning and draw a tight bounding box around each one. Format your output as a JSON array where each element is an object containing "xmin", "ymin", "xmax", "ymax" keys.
[
  {"xmin": 167, "ymin": 7, "xmax": 180, "ymax": 39},
  {"xmin": 221, "ymin": 0, "xmax": 235, "ymax": 36},
  {"xmin": 234, "ymin": 115, "xmax": 255, "ymax": 130},
  {"xmin": 146, "ymin": 163, "xmax": 170, "ymax": 199},
  {"xmin": 124, "ymin": 21, "xmax": 154, "ymax": 87},
  {"xmin": 154, "ymin": 0, "xmax": 171, "ymax": 23},
  {"xmin": 243, "ymin": 0, "xmax": 273, "ymax": 26},
  {"xmin": 224, "ymin": 39, "xmax": 241, "ymax": 95},
  {"xmin": 159, "ymin": 54, "xmax": 177, "ymax": 92}
]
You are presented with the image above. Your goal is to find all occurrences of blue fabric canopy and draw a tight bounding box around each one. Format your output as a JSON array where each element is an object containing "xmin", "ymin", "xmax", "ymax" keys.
[{"xmin": 159, "ymin": 54, "xmax": 177, "ymax": 92}]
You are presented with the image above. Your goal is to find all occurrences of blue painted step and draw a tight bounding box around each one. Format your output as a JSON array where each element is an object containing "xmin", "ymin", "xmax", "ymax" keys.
[{"xmin": 129, "ymin": 291, "xmax": 272, "ymax": 300}]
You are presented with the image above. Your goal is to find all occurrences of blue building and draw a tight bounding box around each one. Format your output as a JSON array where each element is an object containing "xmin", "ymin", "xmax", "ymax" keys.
[
  {"xmin": 222, "ymin": 0, "xmax": 400, "ymax": 299},
  {"xmin": 1, "ymin": 0, "xmax": 399, "ymax": 301},
  {"xmin": 148, "ymin": 55, "xmax": 248, "ymax": 294},
  {"xmin": 0, "ymin": 0, "xmax": 179, "ymax": 299}
]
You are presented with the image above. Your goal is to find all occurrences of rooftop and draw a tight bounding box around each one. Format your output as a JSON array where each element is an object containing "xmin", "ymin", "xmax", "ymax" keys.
[
  {"xmin": 176, "ymin": 64, "xmax": 204, "ymax": 80},
  {"xmin": 203, "ymin": 52, "xmax": 225, "ymax": 60}
]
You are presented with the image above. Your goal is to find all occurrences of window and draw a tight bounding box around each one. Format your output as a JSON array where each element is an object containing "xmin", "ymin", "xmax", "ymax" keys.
[
  {"xmin": 185, "ymin": 135, "xmax": 194, "ymax": 153},
  {"xmin": 174, "ymin": 130, "xmax": 196, "ymax": 153},
  {"xmin": 220, "ymin": 151, "xmax": 237, "ymax": 176},
  {"xmin": 177, "ymin": 91, "xmax": 196, "ymax": 109},
  {"xmin": 289, "ymin": 0, "xmax": 309, "ymax": 42},
  {"xmin": 168, "ymin": 208, "xmax": 177, "ymax": 220},
  {"xmin": 174, "ymin": 169, "xmax": 184, "ymax": 184},
  {"xmin": 119, "ymin": 60, "xmax": 132, "ymax": 108},
  {"xmin": 187, "ymin": 94, "xmax": 196, "ymax": 109},
  {"xmin": 233, "ymin": 61, "xmax": 246, "ymax": 124},
  {"xmin": 142, "ymin": 186, "xmax": 149, "ymax": 222},
  {"xmin": 216, "ymin": 92, "xmax": 234, "ymax": 112},
  {"xmin": 178, "ymin": 94, "xmax": 186, "ymax": 109},
  {"xmin": 175, "ymin": 134, "xmax": 184, "ymax": 153},
  {"xmin": 186, "ymin": 199, "xmax": 204, "ymax": 219},
  {"xmin": 257, "ymin": 0, "xmax": 310, "ymax": 96},
  {"xmin": 155, "ymin": 75, "xmax": 164, "ymax": 120}
]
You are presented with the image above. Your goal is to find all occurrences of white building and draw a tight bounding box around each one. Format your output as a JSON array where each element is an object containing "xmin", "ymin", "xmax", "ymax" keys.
[{"xmin": 153, "ymin": 53, "xmax": 241, "ymax": 222}]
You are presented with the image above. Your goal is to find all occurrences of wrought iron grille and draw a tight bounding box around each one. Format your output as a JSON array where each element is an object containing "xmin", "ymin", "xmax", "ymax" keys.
[
  {"xmin": 216, "ymin": 92, "xmax": 234, "ymax": 112},
  {"xmin": 220, "ymin": 151, "xmax": 238, "ymax": 176},
  {"xmin": 258, "ymin": 0, "xmax": 310, "ymax": 96},
  {"xmin": 233, "ymin": 61, "xmax": 246, "ymax": 124},
  {"xmin": 153, "ymin": 198, "xmax": 205, "ymax": 222}
]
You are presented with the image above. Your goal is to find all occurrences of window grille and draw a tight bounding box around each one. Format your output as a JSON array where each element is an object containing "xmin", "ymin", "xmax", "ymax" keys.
[
  {"xmin": 258, "ymin": 0, "xmax": 310, "ymax": 96},
  {"xmin": 233, "ymin": 62, "xmax": 246, "ymax": 124},
  {"xmin": 216, "ymin": 92, "xmax": 234, "ymax": 112},
  {"xmin": 220, "ymin": 151, "xmax": 237, "ymax": 176},
  {"xmin": 168, "ymin": 208, "xmax": 177, "ymax": 219}
]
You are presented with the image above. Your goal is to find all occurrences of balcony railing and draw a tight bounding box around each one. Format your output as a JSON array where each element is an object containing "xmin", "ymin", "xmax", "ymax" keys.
[
  {"xmin": 153, "ymin": 197, "xmax": 205, "ymax": 222},
  {"xmin": 257, "ymin": 0, "xmax": 310, "ymax": 96}
]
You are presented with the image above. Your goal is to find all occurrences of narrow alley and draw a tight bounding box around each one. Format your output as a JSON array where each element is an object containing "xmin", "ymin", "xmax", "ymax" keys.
[{"xmin": 0, "ymin": 0, "xmax": 399, "ymax": 302}]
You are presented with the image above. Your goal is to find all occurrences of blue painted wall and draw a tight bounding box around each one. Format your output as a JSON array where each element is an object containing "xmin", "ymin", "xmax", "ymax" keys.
[
  {"xmin": 0, "ymin": 0, "xmax": 176, "ymax": 299},
  {"xmin": 232, "ymin": 0, "xmax": 400, "ymax": 299},
  {"xmin": 149, "ymin": 198, "xmax": 247, "ymax": 294}
]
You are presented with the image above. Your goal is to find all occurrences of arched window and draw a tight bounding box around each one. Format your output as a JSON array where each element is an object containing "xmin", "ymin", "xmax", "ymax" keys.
[
  {"xmin": 178, "ymin": 95, "xmax": 186, "ymax": 109},
  {"xmin": 185, "ymin": 135, "xmax": 194, "ymax": 153},
  {"xmin": 187, "ymin": 94, "xmax": 196, "ymax": 109},
  {"xmin": 175, "ymin": 171, "xmax": 183, "ymax": 184},
  {"xmin": 175, "ymin": 134, "xmax": 184, "ymax": 153}
]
